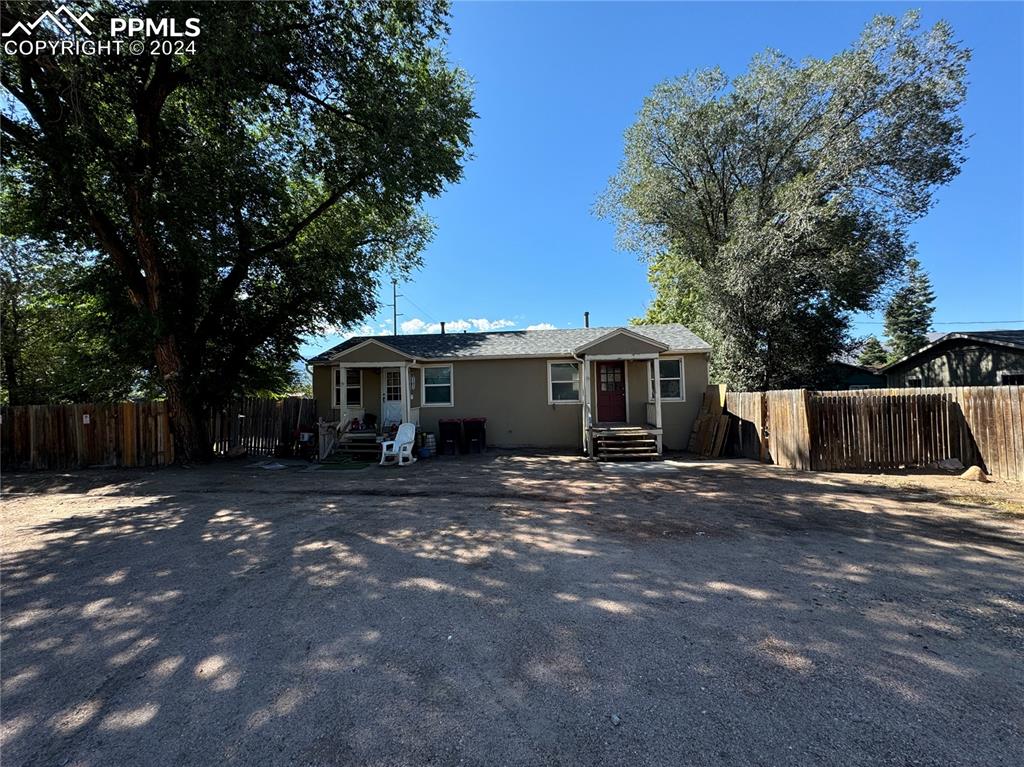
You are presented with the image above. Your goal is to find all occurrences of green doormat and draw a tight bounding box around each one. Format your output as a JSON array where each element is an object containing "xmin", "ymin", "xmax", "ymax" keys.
[{"xmin": 319, "ymin": 455, "xmax": 372, "ymax": 470}]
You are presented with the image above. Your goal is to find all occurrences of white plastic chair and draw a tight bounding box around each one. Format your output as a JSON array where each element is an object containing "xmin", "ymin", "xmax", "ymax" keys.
[{"xmin": 380, "ymin": 422, "xmax": 417, "ymax": 467}]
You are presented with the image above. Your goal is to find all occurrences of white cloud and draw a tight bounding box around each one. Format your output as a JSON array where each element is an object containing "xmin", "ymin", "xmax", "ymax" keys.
[
  {"xmin": 468, "ymin": 318, "xmax": 516, "ymax": 331},
  {"xmin": 399, "ymin": 318, "xmax": 438, "ymax": 334},
  {"xmin": 322, "ymin": 321, "xmax": 391, "ymax": 339},
  {"xmin": 399, "ymin": 317, "xmax": 516, "ymax": 334},
  {"xmin": 525, "ymin": 323, "xmax": 557, "ymax": 331}
]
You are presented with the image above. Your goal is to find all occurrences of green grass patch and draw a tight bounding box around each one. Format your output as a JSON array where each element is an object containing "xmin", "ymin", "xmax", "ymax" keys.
[{"xmin": 320, "ymin": 455, "xmax": 373, "ymax": 470}]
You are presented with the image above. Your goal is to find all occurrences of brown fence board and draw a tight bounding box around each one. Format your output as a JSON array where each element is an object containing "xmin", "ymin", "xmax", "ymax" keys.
[
  {"xmin": 724, "ymin": 386, "xmax": 1023, "ymax": 481},
  {"xmin": 2, "ymin": 396, "xmax": 313, "ymax": 471}
]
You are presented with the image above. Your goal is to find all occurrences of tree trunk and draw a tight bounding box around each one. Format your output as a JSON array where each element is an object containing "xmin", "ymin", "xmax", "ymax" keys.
[
  {"xmin": 165, "ymin": 380, "xmax": 213, "ymax": 463},
  {"xmin": 155, "ymin": 336, "xmax": 213, "ymax": 463}
]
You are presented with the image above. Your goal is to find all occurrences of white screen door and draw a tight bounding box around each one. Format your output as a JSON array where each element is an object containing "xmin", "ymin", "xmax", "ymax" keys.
[{"xmin": 382, "ymin": 368, "xmax": 403, "ymax": 428}]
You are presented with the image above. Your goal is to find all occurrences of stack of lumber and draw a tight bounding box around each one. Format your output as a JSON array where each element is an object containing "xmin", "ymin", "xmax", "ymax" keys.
[{"xmin": 687, "ymin": 385, "xmax": 731, "ymax": 457}]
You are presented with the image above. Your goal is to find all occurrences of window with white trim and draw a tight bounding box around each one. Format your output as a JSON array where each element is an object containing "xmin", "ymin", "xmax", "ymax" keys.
[
  {"xmin": 334, "ymin": 368, "xmax": 362, "ymax": 408},
  {"xmin": 650, "ymin": 358, "xmax": 684, "ymax": 401},
  {"xmin": 548, "ymin": 361, "xmax": 580, "ymax": 404},
  {"xmin": 1000, "ymin": 372, "xmax": 1024, "ymax": 385},
  {"xmin": 384, "ymin": 369, "xmax": 402, "ymax": 401},
  {"xmin": 422, "ymin": 364, "xmax": 453, "ymax": 406}
]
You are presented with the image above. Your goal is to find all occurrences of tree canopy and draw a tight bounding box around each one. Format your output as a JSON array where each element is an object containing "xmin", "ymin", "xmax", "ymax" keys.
[
  {"xmin": 1, "ymin": 0, "xmax": 475, "ymax": 458},
  {"xmin": 0, "ymin": 240, "xmax": 152, "ymax": 405},
  {"xmin": 601, "ymin": 12, "xmax": 967, "ymax": 390}
]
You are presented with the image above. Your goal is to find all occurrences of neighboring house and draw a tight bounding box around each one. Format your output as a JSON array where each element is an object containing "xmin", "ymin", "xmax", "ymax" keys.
[
  {"xmin": 308, "ymin": 324, "xmax": 711, "ymax": 455},
  {"xmin": 825, "ymin": 361, "xmax": 886, "ymax": 390},
  {"xmin": 881, "ymin": 330, "xmax": 1024, "ymax": 387}
]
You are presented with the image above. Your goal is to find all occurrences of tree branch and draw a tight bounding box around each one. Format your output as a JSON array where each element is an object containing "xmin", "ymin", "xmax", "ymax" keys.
[
  {"xmin": 87, "ymin": 209, "xmax": 149, "ymax": 309},
  {"xmin": 0, "ymin": 114, "xmax": 38, "ymax": 148},
  {"xmin": 252, "ymin": 188, "xmax": 345, "ymax": 256}
]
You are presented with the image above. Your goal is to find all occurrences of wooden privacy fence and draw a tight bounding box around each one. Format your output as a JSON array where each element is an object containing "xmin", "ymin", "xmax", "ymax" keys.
[
  {"xmin": 1, "ymin": 401, "xmax": 173, "ymax": 471},
  {"xmin": 723, "ymin": 386, "xmax": 1024, "ymax": 481},
  {"xmin": 209, "ymin": 396, "xmax": 315, "ymax": 457},
  {"xmin": 1, "ymin": 396, "xmax": 314, "ymax": 471}
]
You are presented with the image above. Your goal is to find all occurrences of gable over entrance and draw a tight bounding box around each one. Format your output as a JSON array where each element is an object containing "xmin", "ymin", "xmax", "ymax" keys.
[
  {"xmin": 574, "ymin": 328, "xmax": 669, "ymax": 358},
  {"xmin": 330, "ymin": 338, "xmax": 414, "ymax": 365}
]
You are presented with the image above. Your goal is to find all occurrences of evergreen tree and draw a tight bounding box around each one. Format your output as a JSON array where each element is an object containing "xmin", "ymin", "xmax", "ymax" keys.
[
  {"xmin": 856, "ymin": 336, "xmax": 889, "ymax": 368},
  {"xmin": 884, "ymin": 258, "xmax": 936, "ymax": 360}
]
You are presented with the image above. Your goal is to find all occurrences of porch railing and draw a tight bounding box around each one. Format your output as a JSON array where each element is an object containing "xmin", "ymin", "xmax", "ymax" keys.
[{"xmin": 582, "ymin": 399, "xmax": 593, "ymax": 455}]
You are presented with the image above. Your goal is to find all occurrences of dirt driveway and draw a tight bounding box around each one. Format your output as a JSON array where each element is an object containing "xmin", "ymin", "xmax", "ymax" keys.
[{"xmin": 2, "ymin": 455, "xmax": 1022, "ymax": 766}]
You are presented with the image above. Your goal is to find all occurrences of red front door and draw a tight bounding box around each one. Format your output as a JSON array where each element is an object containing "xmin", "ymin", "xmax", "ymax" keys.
[{"xmin": 596, "ymin": 361, "xmax": 626, "ymax": 423}]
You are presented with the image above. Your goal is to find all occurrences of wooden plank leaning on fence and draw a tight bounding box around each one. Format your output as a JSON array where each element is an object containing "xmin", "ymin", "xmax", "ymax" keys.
[{"xmin": 687, "ymin": 385, "xmax": 730, "ymax": 457}]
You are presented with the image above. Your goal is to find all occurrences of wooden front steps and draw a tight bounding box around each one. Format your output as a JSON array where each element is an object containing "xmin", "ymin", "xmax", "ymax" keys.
[
  {"xmin": 592, "ymin": 428, "xmax": 660, "ymax": 461},
  {"xmin": 334, "ymin": 431, "xmax": 381, "ymax": 461}
]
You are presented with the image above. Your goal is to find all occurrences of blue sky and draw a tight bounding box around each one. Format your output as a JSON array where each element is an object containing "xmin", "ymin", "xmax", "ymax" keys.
[{"xmin": 302, "ymin": 1, "xmax": 1023, "ymax": 358}]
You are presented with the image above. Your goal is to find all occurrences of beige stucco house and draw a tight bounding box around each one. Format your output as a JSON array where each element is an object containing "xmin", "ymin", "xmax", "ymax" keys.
[{"xmin": 308, "ymin": 324, "xmax": 711, "ymax": 456}]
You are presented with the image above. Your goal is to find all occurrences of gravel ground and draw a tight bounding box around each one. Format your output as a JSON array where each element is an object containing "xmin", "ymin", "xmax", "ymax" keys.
[{"xmin": 2, "ymin": 454, "xmax": 1022, "ymax": 766}]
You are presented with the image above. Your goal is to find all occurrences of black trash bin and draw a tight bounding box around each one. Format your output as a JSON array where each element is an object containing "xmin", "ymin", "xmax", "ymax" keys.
[
  {"xmin": 438, "ymin": 418, "xmax": 462, "ymax": 456},
  {"xmin": 463, "ymin": 418, "xmax": 487, "ymax": 453}
]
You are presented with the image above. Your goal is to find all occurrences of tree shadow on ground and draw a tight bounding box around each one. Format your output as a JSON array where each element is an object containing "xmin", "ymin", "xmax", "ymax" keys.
[{"xmin": 2, "ymin": 454, "xmax": 1022, "ymax": 766}]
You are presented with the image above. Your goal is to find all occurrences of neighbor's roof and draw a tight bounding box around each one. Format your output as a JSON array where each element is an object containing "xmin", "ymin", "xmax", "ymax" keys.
[
  {"xmin": 308, "ymin": 324, "xmax": 710, "ymax": 363},
  {"xmin": 881, "ymin": 329, "xmax": 1024, "ymax": 372},
  {"xmin": 831, "ymin": 359, "xmax": 886, "ymax": 375}
]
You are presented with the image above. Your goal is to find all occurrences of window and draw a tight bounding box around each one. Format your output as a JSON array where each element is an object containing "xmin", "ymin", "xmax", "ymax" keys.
[
  {"xmin": 849, "ymin": 384, "xmax": 871, "ymax": 391},
  {"xmin": 650, "ymin": 358, "xmax": 684, "ymax": 401},
  {"xmin": 599, "ymin": 363, "xmax": 623, "ymax": 392},
  {"xmin": 548, "ymin": 361, "xmax": 581, "ymax": 404},
  {"xmin": 1000, "ymin": 372, "xmax": 1024, "ymax": 385},
  {"xmin": 422, "ymin": 364, "xmax": 453, "ymax": 406},
  {"xmin": 907, "ymin": 378, "xmax": 923, "ymax": 388},
  {"xmin": 385, "ymin": 370, "xmax": 402, "ymax": 401},
  {"xmin": 333, "ymin": 368, "xmax": 362, "ymax": 408}
]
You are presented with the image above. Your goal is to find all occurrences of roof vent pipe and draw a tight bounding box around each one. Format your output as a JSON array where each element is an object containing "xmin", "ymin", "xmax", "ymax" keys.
[
  {"xmin": 584, "ymin": 311, "xmax": 590, "ymax": 328},
  {"xmin": 440, "ymin": 322, "xmax": 446, "ymax": 335}
]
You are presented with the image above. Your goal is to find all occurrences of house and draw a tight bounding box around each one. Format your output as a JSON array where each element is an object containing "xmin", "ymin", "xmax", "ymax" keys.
[
  {"xmin": 307, "ymin": 324, "xmax": 711, "ymax": 456},
  {"xmin": 825, "ymin": 361, "xmax": 886, "ymax": 390},
  {"xmin": 881, "ymin": 330, "xmax": 1024, "ymax": 387}
]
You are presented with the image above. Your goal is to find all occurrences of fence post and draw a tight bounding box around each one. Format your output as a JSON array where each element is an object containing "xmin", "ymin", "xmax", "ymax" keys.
[
  {"xmin": 800, "ymin": 389, "xmax": 813, "ymax": 471},
  {"xmin": 759, "ymin": 392, "xmax": 768, "ymax": 464}
]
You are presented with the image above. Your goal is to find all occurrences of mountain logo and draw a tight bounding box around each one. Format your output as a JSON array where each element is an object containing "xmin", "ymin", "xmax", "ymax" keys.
[{"xmin": 2, "ymin": 5, "xmax": 95, "ymax": 37}]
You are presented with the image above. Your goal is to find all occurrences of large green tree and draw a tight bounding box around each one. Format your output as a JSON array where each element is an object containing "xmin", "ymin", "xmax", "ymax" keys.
[
  {"xmin": 0, "ymin": 236, "xmax": 308, "ymax": 405},
  {"xmin": 1, "ymin": 0, "xmax": 473, "ymax": 459},
  {"xmin": 601, "ymin": 12, "xmax": 967, "ymax": 389},
  {"xmin": 884, "ymin": 257, "xmax": 936, "ymax": 361}
]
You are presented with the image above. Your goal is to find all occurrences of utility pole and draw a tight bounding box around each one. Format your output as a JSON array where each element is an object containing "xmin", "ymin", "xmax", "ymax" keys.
[{"xmin": 390, "ymin": 277, "xmax": 402, "ymax": 335}]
